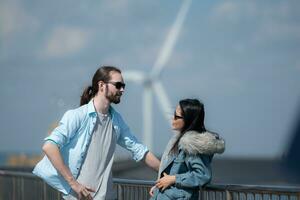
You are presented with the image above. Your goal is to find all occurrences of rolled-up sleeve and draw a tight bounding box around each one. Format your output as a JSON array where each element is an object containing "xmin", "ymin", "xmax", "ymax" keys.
[
  {"xmin": 117, "ymin": 117, "xmax": 148, "ymax": 161},
  {"xmin": 45, "ymin": 109, "xmax": 80, "ymax": 148}
]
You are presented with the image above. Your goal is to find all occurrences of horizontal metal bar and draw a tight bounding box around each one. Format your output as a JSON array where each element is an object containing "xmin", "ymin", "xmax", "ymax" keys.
[
  {"xmin": 1, "ymin": 170, "xmax": 300, "ymax": 194},
  {"xmin": 205, "ymin": 184, "xmax": 300, "ymax": 193},
  {"xmin": 113, "ymin": 179, "xmax": 300, "ymax": 194},
  {"xmin": 0, "ymin": 170, "xmax": 37, "ymax": 179},
  {"xmin": 113, "ymin": 178, "xmax": 155, "ymax": 185}
]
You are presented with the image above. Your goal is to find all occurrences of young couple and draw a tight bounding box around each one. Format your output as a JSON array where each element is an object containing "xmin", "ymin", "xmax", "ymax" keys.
[{"xmin": 33, "ymin": 66, "xmax": 225, "ymax": 200}]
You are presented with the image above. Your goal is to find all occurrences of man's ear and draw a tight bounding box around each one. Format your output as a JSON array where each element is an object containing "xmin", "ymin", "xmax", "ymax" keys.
[{"xmin": 98, "ymin": 81, "xmax": 105, "ymax": 92}]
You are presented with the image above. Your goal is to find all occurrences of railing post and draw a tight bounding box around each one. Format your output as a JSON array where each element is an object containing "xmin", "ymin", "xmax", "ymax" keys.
[
  {"xmin": 21, "ymin": 175, "xmax": 24, "ymax": 200},
  {"xmin": 226, "ymin": 190, "xmax": 232, "ymax": 200},
  {"xmin": 43, "ymin": 181, "xmax": 47, "ymax": 200},
  {"xmin": 199, "ymin": 188, "xmax": 205, "ymax": 200},
  {"xmin": 13, "ymin": 176, "xmax": 16, "ymax": 200},
  {"xmin": 117, "ymin": 184, "xmax": 123, "ymax": 200}
]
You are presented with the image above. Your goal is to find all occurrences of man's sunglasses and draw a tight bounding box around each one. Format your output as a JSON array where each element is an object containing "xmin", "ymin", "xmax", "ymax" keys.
[
  {"xmin": 174, "ymin": 111, "xmax": 183, "ymax": 120},
  {"xmin": 107, "ymin": 81, "xmax": 126, "ymax": 90}
]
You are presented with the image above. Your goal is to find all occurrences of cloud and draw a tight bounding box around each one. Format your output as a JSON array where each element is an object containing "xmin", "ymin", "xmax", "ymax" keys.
[
  {"xmin": 210, "ymin": 1, "xmax": 300, "ymax": 45},
  {"xmin": 42, "ymin": 26, "xmax": 91, "ymax": 58},
  {"xmin": 0, "ymin": 0, "xmax": 39, "ymax": 40},
  {"xmin": 211, "ymin": 1, "xmax": 238, "ymax": 22},
  {"xmin": 100, "ymin": 0, "xmax": 130, "ymax": 13},
  {"xmin": 253, "ymin": 19, "xmax": 300, "ymax": 43},
  {"xmin": 251, "ymin": 2, "xmax": 300, "ymax": 43},
  {"xmin": 210, "ymin": 1, "xmax": 294, "ymax": 25},
  {"xmin": 210, "ymin": 1, "xmax": 256, "ymax": 24}
]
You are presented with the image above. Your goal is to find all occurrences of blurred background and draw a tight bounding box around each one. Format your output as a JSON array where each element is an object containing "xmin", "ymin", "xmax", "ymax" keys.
[{"xmin": 1, "ymin": 0, "xmax": 300, "ymax": 186}]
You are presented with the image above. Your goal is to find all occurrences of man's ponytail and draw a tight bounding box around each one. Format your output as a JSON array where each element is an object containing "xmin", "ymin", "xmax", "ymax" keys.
[{"xmin": 80, "ymin": 86, "xmax": 93, "ymax": 106}]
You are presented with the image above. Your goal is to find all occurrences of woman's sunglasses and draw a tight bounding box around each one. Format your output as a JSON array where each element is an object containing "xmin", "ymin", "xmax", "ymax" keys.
[
  {"xmin": 174, "ymin": 111, "xmax": 183, "ymax": 120},
  {"xmin": 107, "ymin": 81, "xmax": 126, "ymax": 90}
]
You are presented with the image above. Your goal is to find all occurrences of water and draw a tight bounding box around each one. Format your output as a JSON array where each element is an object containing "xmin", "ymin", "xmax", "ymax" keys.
[{"xmin": 0, "ymin": 152, "xmax": 42, "ymax": 168}]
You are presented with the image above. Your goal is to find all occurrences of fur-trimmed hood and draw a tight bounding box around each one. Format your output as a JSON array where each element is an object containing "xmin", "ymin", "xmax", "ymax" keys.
[{"xmin": 178, "ymin": 131, "xmax": 225, "ymax": 155}]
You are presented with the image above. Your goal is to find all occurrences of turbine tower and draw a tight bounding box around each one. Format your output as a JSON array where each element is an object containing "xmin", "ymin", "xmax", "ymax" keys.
[{"xmin": 123, "ymin": 0, "xmax": 192, "ymax": 151}]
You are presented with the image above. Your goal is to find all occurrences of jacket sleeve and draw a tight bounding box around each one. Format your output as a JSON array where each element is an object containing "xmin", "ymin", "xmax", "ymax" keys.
[
  {"xmin": 44, "ymin": 109, "xmax": 81, "ymax": 148},
  {"xmin": 116, "ymin": 115, "xmax": 149, "ymax": 162},
  {"xmin": 175, "ymin": 155, "xmax": 212, "ymax": 188}
]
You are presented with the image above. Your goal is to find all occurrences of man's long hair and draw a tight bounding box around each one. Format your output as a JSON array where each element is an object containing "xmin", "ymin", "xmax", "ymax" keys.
[{"xmin": 80, "ymin": 66, "xmax": 121, "ymax": 106}]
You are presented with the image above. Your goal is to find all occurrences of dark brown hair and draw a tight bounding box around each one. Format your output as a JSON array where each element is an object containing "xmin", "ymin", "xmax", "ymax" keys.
[
  {"xmin": 80, "ymin": 66, "xmax": 121, "ymax": 106},
  {"xmin": 170, "ymin": 99, "xmax": 206, "ymax": 155}
]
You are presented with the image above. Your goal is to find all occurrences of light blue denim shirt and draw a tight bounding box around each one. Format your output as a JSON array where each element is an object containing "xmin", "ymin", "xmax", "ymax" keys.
[{"xmin": 33, "ymin": 100, "xmax": 148, "ymax": 194}]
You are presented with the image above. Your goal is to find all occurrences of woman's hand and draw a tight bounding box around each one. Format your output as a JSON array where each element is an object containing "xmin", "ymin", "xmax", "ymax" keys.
[
  {"xmin": 69, "ymin": 180, "xmax": 95, "ymax": 200},
  {"xmin": 155, "ymin": 172, "xmax": 176, "ymax": 191},
  {"xmin": 149, "ymin": 185, "xmax": 156, "ymax": 197}
]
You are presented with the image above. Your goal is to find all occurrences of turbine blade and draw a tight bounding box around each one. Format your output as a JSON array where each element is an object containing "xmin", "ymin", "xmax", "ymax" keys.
[
  {"xmin": 122, "ymin": 70, "xmax": 145, "ymax": 82},
  {"xmin": 153, "ymin": 81, "xmax": 173, "ymax": 125},
  {"xmin": 151, "ymin": 0, "xmax": 192, "ymax": 77},
  {"xmin": 143, "ymin": 85, "xmax": 153, "ymax": 150}
]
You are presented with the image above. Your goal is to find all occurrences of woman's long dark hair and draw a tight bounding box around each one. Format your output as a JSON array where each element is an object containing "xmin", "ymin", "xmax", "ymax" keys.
[
  {"xmin": 169, "ymin": 98, "xmax": 206, "ymax": 155},
  {"xmin": 80, "ymin": 66, "xmax": 121, "ymax": 106}
]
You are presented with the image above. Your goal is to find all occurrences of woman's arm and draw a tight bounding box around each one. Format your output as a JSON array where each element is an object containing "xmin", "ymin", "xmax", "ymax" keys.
[
  {"xmin": 156, "ymin": 155, "xmax": 211, "ymax": 190},
  {"xmin": 175, "ymin": 155, "xmax": 211, "ymax": 188}
]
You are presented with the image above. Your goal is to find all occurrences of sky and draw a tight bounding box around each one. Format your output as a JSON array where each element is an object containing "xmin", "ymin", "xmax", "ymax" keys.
[{"xmin": 0, "ymin": 0, "xmax": 300, "ymax": 159}]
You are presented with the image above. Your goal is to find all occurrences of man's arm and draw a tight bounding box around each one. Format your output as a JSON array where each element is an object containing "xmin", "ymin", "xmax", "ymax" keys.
[
  {"xmin": 144, "ymin": 151, "xmax": 160, "ymax": 171},
  {"xmin": 42, "ymin": 142, "xmax": 94, "ymax": 199}
]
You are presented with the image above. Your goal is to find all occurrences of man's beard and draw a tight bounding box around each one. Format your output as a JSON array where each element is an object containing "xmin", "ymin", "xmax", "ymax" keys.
[{"xmin": 106, "ymin": 91, "xmax": 122, "ymax": 104}]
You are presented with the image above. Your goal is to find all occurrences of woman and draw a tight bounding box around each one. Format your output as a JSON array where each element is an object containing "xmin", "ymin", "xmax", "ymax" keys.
[{"xmin": 150, "ymin": 99, "xmax": 225, "ymax": 200}]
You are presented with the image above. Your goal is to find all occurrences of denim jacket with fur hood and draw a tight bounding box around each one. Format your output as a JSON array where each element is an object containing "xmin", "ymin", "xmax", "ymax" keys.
[{"xmin": 151, "ymin": 131, "xmax": 225, "ymax": 200}]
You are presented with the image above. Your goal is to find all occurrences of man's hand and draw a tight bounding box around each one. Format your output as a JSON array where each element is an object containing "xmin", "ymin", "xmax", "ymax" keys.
[
  {"xmin": 70, "ymin": 180, "xmax": 95, "ymax": 200},
  {"xmin": 43, "ymin": 142, "xmax": 95, "ymax": 199},
  {"xmin": 155, "ymin": 172, "xmax": 176, "ymax": 191}
]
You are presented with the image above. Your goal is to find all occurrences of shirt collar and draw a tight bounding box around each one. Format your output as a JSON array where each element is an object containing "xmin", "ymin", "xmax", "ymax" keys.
[
  {"xmin": 87, "ymin": 99, "xmax": 97, "ymax": 116},
  {"xmin": 87, "ymin": 99, "xmax": 116, "ymax": 121},
  {"xmin": 109, "ymin": 106, "xmax": 116, "ymax": 122}
]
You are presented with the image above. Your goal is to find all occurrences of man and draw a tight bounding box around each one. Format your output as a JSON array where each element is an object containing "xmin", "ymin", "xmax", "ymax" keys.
[{"xmin": 33, "ymin": 66, "xmax": 160, "ymax": 200}]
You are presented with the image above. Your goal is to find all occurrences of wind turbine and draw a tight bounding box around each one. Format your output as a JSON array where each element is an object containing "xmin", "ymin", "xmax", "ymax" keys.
[{"xmin": 123, "ymin": 0, "xmax": 192, "ymax": 151}]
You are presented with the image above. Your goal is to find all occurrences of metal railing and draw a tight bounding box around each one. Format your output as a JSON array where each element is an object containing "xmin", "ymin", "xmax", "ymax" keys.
[
  {"xmin": 114, "ymin": 178, "xmax": 153, "ymax": 200},
  {"xmin": 201, "ymin": 184, "xmax": 300, "ymax": 200},
  {"xmin": 1, "ymin": 170, "xmax": 300, "ymax": 200},
  {"xmin": 0, "ymin": 170, "xmax": 61, "ymax": 200}
]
